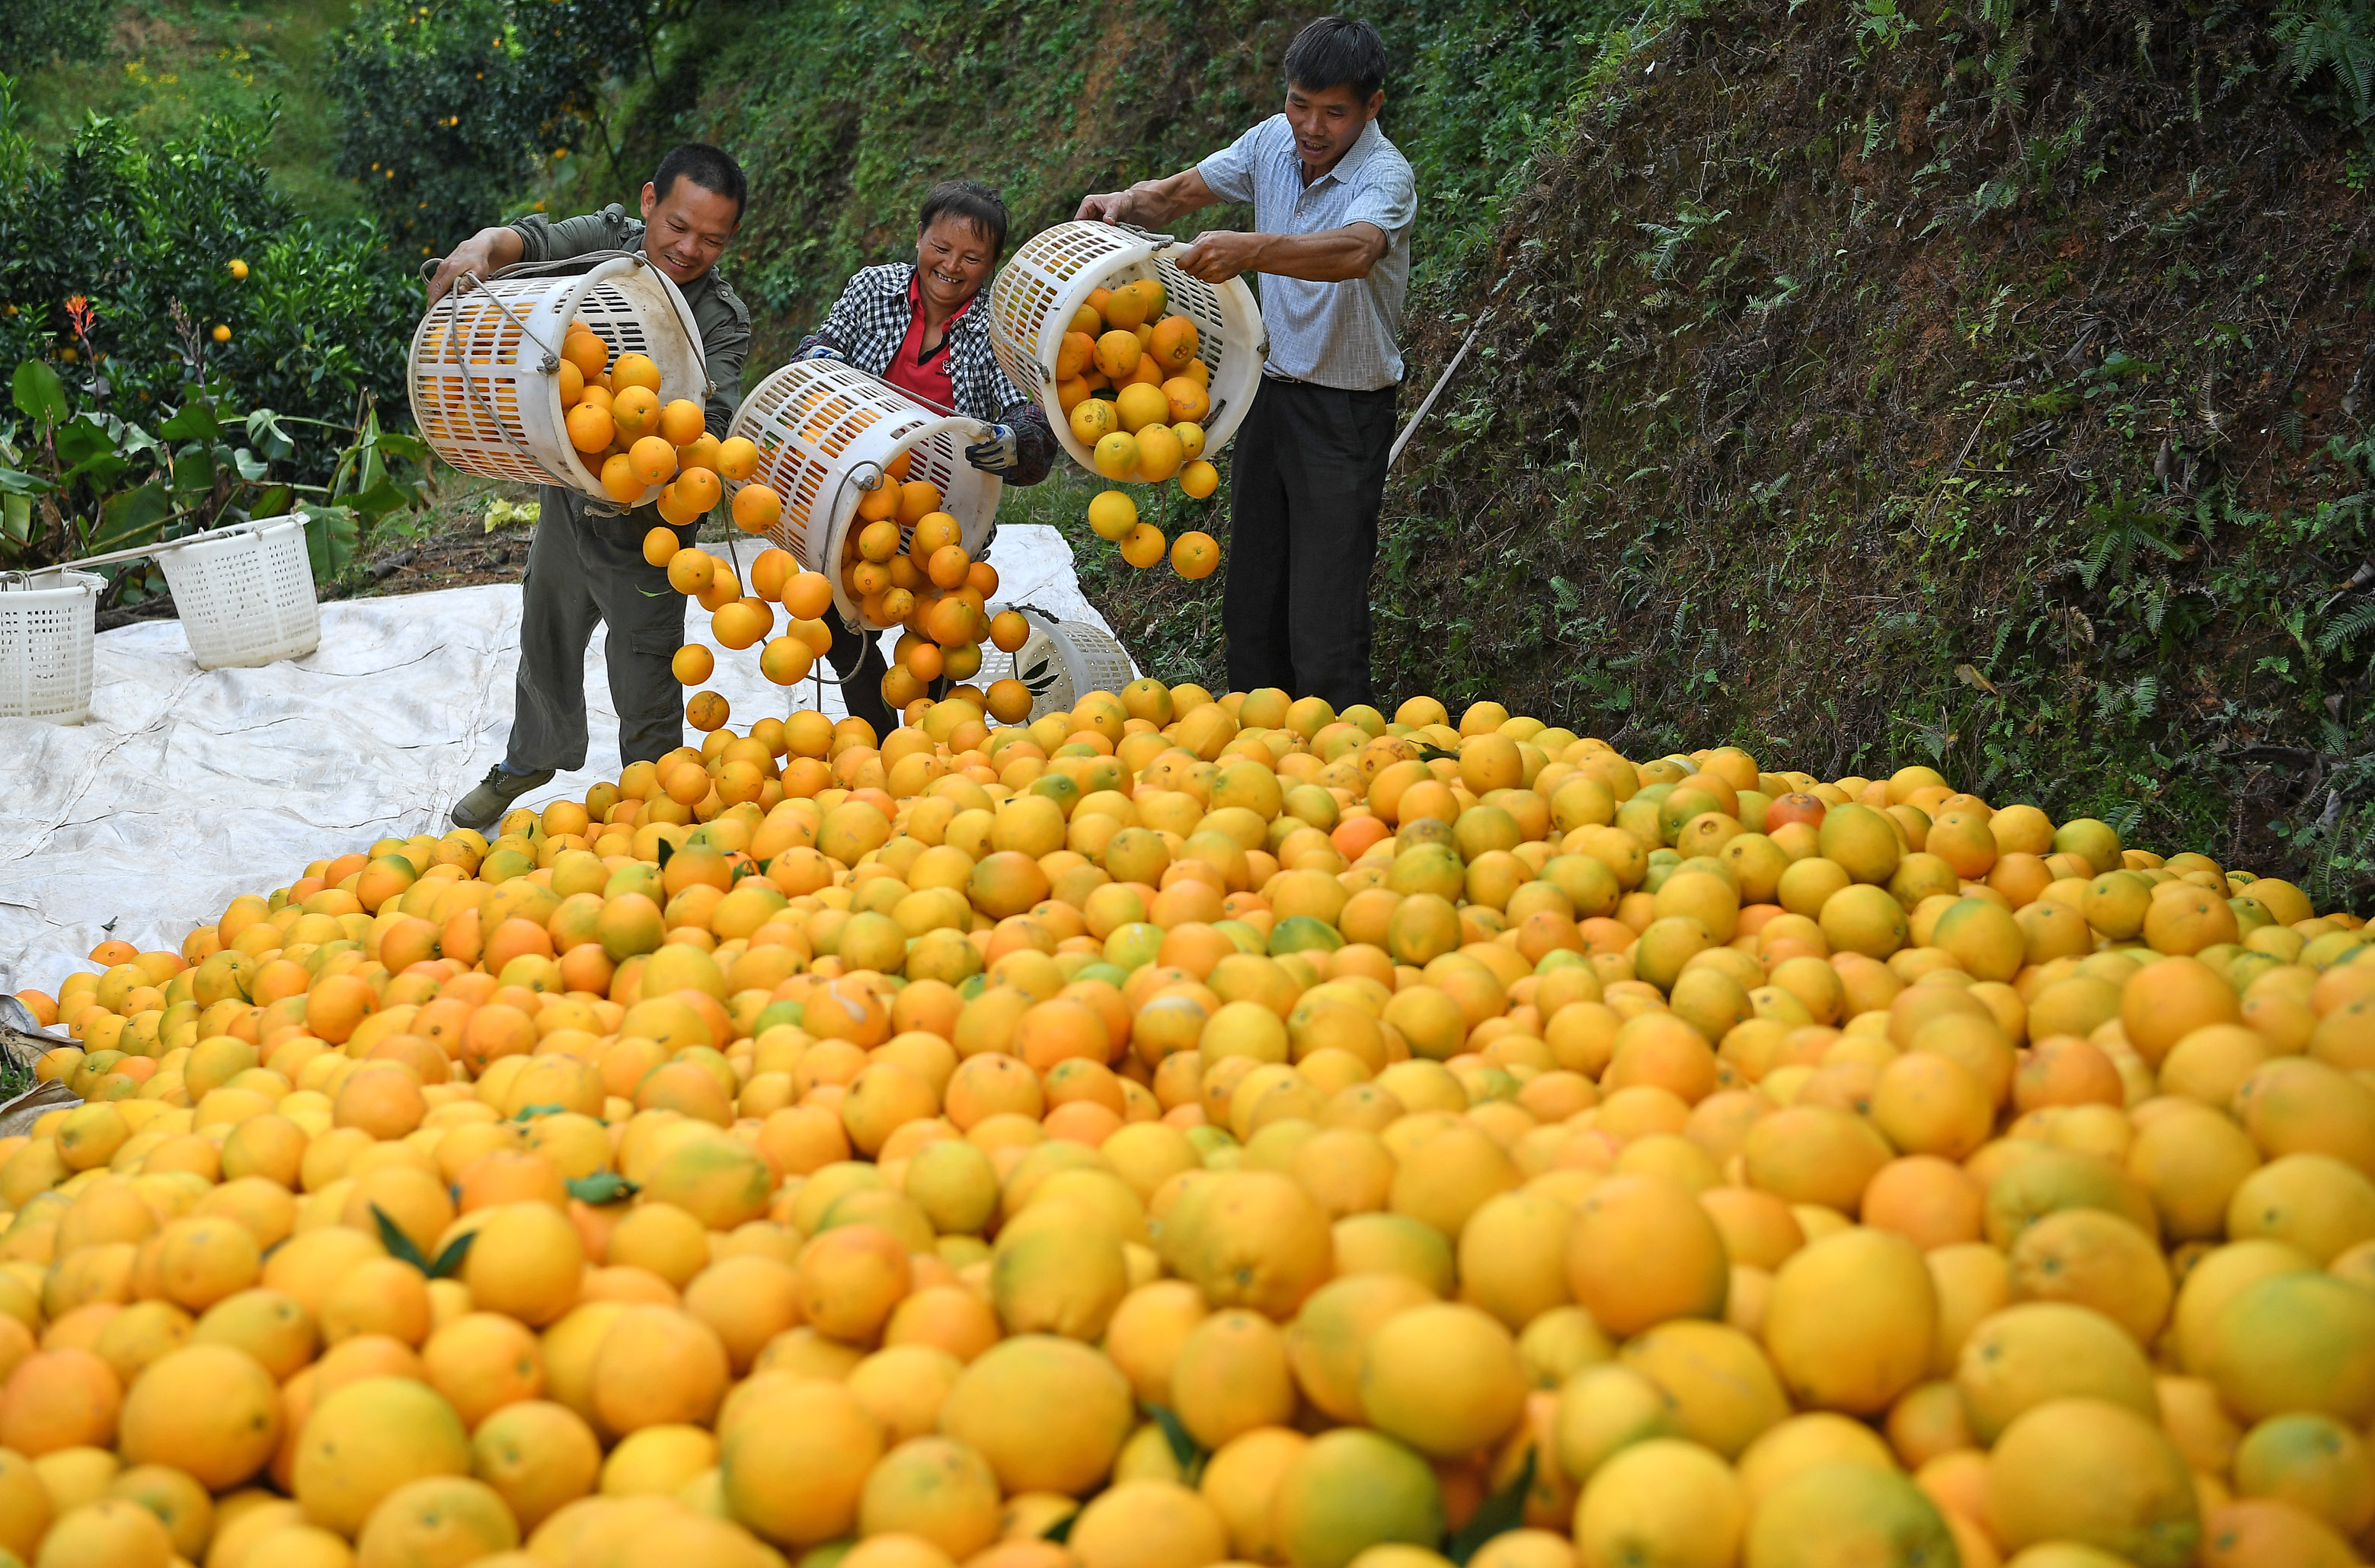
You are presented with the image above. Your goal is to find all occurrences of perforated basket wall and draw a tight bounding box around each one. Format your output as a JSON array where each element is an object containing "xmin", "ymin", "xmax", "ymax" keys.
[
  {"xmin": 986, "ymin": 221, "xmax": 1267, "ymax": 472},
  {"xmin": 978, "ymin": 610, "xmax": 1139, "ymax": 719},
  {"xmin": 154, "ymin": 516, "xmax": 320, "ymax": 669},
  {"xmin": 727, "ymin": 359, "xmax": 1000, "ymax": 628},
  {"xmin": 0, "ymin": 569, "xmax": 101, "ymax": 725},
  {"xmin": 408, "ymin": 254, "xmax": 705, "ymax": 502}
]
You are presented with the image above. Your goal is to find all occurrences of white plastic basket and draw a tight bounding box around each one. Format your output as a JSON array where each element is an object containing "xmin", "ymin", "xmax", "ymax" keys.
[
  {"xmin": 980, "ymin": 609, "xmax": 1137, "ymax": 720},
  {"xmin": 0, "ymin": 568, "xmax": 101, "ymax": 725},
  {"xmin": 986, "ymin": 222, "xmax": 1266, "ymax": 471},
  {"xmin": 727, "ymin": 359, "xmax": 999, "ymax": 628},
  {"xmin": 408, "ymin": 253, "xmax": 705, "ymax": 503},
  {"xmin": 154, "ymin": 516, "xmax": 320, "ymax": 669}
]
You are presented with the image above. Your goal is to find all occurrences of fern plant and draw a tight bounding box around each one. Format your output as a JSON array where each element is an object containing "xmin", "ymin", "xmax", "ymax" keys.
[
  {"xmin": 2322, "ymin": 596, "xmax": 2375, "ymax": 653},
  {"xmin": 2274, "ymin": 0, "xmax": 2375, "ymax": 122}
]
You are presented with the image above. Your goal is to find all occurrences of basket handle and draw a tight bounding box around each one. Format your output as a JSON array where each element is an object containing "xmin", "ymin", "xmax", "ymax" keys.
[
  {"xmin": 856, "ymin": 368, "xmax": 986, "ymax": 432},
  {"xmin": 50, "ymin": 514, "xmax": 304, "ymax": 576},
  {"xmin": 0, "ymin": 567, "xmax": 97, "ymax": 592},
  {"xmin": 427, "ymin": 250, "xmax": 718, "ymax": 412}
]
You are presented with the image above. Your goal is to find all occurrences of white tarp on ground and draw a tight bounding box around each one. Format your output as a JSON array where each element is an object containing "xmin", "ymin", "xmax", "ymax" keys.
[{"xmin": 0, "ymin": 523, "xmax": 1117, "ymax": 996}]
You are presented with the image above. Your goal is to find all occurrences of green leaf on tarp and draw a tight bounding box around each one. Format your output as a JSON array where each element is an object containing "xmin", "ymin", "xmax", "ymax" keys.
[
  {"xmin": 427, "ymin": 1228, "xmax": 476, "ymax": 1279},
  {"xmin": 370, "ymin": 1202, "xmax": 431, "ymax": 1272},
  {"xmin": 1144, "ymin": 1404, "xmax": 1205, "ymax": 1479},
  {"xmin": 1446, "ymin": 1446, "xmax": 1534, "ymax": 1566},
  {"xmin": 158, "ymin": 401, "xmax": 221, "ymax": 441},
  {"xmin": 11, "ymin": 362, "xmax": 66, "ymax": 427},
  {"xmin": 567, "ymin": 1173, "xmax": 638, "ymax": 1205}
]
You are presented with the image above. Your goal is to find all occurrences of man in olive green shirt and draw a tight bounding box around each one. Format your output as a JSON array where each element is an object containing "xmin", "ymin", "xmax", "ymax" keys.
[{"xmin": 425, "ymin": 143, "xmax": 754, "ymax": 832}]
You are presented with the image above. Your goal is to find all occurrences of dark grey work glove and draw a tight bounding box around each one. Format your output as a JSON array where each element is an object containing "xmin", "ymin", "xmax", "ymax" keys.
[{"xmin": 965, "ymin": 423, "xmax": 1019, "ymax": 474}]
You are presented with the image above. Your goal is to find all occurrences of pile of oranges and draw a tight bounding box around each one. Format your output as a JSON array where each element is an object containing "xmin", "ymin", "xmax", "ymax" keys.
[
  {"xmin": 12, "ymin": 683, "xmax": 2375, "ymax": 1568},
  {"xmin": 1056, "ymin": 281, "xmax": 1223, "ymax": 583},
  {"xmin": 556, "ymin": 320, "xmax": 783, "ymax": 532}
]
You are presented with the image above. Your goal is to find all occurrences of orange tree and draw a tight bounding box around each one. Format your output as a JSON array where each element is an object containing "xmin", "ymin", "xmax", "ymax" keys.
[
  {"xmin": 0, "ymin": 77, "xmax": 419, "ymax": 478},
  {"xmin": 323, "ymin": 0, "xmax": 687, "ymax": 254},
  {"xmin": 0, "ymin": 76, "xmax": 424, "ymax": 591}
]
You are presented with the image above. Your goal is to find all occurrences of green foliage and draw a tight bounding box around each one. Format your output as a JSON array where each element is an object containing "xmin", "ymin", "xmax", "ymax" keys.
[
  {"xmin": 641, "ymin": 0, "xmax": 1627, "ymax": 335},
  {"xmin": 0, "ymin": 0, "xmax": 109, "ymax": 70},
  {"xmin": 1, "ymin": 356, "xmax": 423, "ymax": 593},
  {"xmin": 2275, "ymin": 0, "xmax": 2375, "ymax": 123},
  {"xmin": 370, "ymin": 1202, "xmax": 475, "ymax": 1277},
  {"xmin": 322, "ymin": 0, "xmax": 683, "ymax": 252},
  {"xmin": 0, "ymin": 75, "xmax": 420, "ymax": 489}
]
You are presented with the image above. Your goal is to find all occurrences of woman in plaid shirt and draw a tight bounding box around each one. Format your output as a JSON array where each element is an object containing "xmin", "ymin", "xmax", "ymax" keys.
[{"xmin": 797, "ymin": 180, "xmax": 1055, "ymax": 731}]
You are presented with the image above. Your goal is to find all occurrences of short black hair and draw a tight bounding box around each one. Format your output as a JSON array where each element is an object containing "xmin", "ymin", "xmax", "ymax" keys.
[
  {"xmin": 653, "ymin": 143, "xmax": 747, "ymax": 222},
  {"xmin": 919, "ymin": 180, "xmax": 1009, "ymax": 257},
  {"xmin": 1284, "ymin": 16, "xmax": 1387, "ymax": 101}
]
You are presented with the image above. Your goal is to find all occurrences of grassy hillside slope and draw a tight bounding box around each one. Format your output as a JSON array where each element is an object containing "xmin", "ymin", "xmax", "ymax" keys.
[{"xmin": 12, "ymin": 0, "xmax": 360, "ymax": 218}]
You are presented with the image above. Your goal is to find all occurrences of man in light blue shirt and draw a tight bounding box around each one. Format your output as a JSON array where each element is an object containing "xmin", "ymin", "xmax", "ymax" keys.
[{"xmin": 1077, "ymin": 17, "xmax": 1415, "ymax": 709}]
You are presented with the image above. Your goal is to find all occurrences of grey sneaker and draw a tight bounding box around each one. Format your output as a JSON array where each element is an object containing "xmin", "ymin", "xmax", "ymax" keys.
[{"xmin": 450, "ymin": 764, "xmax": 556, "ymax": 832}]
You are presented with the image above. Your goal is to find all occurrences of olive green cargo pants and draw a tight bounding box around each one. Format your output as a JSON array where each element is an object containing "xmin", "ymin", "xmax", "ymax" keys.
[{"xmin": 502, "ymin": 487, "xmax": 700, "ymax": 773}]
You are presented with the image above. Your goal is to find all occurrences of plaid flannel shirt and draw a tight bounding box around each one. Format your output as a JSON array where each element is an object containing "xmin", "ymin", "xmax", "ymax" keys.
[{"xmin": 798, "ymin": 263, "xmax": 1054, "ymax": 487}]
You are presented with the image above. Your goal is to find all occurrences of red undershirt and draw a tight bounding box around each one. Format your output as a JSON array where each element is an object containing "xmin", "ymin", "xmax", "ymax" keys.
[{"xmin": 883, "ymin": 271, "xmax": 966, "ymax": 411}]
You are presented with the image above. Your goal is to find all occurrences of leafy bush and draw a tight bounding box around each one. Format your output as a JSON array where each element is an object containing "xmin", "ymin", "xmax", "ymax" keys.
[
  {"xmin": 0, "ymin": 359, "xmax": 423, "ymax": 595},
  {"xmin": 2276, "ymin": 0, "xmax": 2375, "ymax": 123},
  {"xmin": 0, "ymin": 74, "xmax": 425, "ymax": 592},
  {"xmin": 0, "ymin": 0, "xmax": 110, "ymax": 69},
  {"xmin": 0, "ymin": 75, "xmax": 420, "ymax": 483},
  {"xmin": 322, "ymin": 0, "xmax": 682, "ymax": 253}
]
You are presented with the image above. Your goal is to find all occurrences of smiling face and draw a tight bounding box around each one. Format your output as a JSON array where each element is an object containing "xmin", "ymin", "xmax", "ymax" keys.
[
  {"xmin": 638, "ymin": 177, "xmax": 741, "ymax": 285},
  {"xmin": 915, "ymin": 214, "xmax": 998, "ymax": 317},
  {"xmin": 1283, "ymin": 80, "xmax": 1385, "ymax": 179}
]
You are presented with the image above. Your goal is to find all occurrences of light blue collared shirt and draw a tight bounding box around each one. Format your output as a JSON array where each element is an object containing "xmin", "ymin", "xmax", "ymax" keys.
[{"xmin": 1197, "ymin": 114, "xmax": 1417, "ymax": 391}]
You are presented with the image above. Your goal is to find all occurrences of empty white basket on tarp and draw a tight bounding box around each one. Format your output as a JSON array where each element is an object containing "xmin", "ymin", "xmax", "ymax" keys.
[
  {"xmin": 980, "ymin": 608, "xmax": 1137, "ymax": 720},
  {"xmin": 0, "ymin": 568, "xmax": 103, "ymax": 725},
  {"xmin": 986, "ymin": 221, "xmax": 1266, "ymax": 471},
  {"xmin": 153, "ymin": 515, "xmax": 319, "ymax": 669},
  {"xmin": 727, "ymin": 359, "xmax": 999, "ymax": 628},
  {"xmin": 407, "ymin": 252, "xmax": 706, "ymax": 503}
]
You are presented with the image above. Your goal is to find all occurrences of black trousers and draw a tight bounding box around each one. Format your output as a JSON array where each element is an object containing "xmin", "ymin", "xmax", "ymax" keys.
[
  {"xmin": 826, "ymin": 613, "xmax": 895, "ymax": 736},
  {"xmin": 507, "ymin": 487, "xmax": 697, "ymax": 772},
  {"xmin": 1222, "ymin": 376, "xmax": 1396, "ymax": 709}
]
